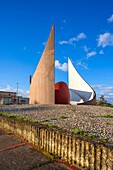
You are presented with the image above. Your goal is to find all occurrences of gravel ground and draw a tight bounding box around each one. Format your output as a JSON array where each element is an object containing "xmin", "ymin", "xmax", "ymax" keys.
[{"xmin": 0, "ymin": 104, "xmax": 113, "ymax": 141}]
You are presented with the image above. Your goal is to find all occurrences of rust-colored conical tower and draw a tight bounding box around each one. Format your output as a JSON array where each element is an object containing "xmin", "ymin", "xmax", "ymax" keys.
[{"xmin": 30, "ymin": 25, "xmax": 55, "ymax": 104}]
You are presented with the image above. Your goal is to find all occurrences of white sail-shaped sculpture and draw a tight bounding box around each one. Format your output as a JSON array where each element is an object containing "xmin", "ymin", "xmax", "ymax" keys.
[{"xmin": 68, "ymin": 58, "xmax": 96, "ymax": 105}]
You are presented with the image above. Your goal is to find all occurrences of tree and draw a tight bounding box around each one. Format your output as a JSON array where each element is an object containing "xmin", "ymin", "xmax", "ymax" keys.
[
  {"xmin": 97, "ymin": 95, "xmax": 107, "ymax": 106},
  {"xmin": 99, "ymin": 95, "xmax": 107, "ymax": 104}
]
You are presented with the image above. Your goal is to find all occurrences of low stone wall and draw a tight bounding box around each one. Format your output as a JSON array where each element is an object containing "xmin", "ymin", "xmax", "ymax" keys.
[{"xmin": 0, "ymin": 116, "xmax": 113, "ymax": 170}]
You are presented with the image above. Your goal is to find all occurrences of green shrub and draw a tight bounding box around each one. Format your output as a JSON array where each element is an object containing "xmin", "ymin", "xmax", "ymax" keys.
[
  {"xmin": 96, "ymin": 95, "xmax": 112, "ymax": 107},
  {"xmin": 0, "ymin": 112, "xmax": 41, "ymax": 123},
  {"xmin": 103, "ymin": 114, "xmax": 113, "ymax": 118},
  {"xmin": 72, "ymin": 109, "xmax": 76, "ymax": 112},
  {"xmin": 43, "ymin": 119, "xmax": 49, "ymax": 122},
  {"xmin": 59, "ymin": 115, "xmax": 67, "ymax": 119},
  {"xmin": 50, "ymin": 118, "xmax": 57, "ymax": 120},
  {"xmin": 99, "ymin": 137, "xmax": 107, "ymax": 141},
  {"xmin": 106, "ymin": 122, "xmax": 111, "ymax": 125},
  {"xmin": 87, "ymin": 134, "xmax": 97, "ymax": 138},
  {"xmin": 72, "ymin": 128, "xmax": 85, "ymax": 134},
  {"xmin": 43, "ymin": 152, "xmax": 59, "ymax": 160}
]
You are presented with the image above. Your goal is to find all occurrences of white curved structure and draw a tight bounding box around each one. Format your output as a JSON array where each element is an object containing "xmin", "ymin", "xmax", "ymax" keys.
[{"xmin": 68, "ymin": 58, "xmax": 96, "ymax": 105}]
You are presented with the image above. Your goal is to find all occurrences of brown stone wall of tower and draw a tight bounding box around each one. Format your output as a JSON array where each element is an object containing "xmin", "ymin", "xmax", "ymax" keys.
[{"xmin": 30, "ymin": 25, "xmax": 54, "ymax": 104}]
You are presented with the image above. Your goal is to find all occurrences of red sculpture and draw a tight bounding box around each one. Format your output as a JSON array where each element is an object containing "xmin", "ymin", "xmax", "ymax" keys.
[{"xmin": 54, "ymin": 82, "xmax": 70, "ymax": 104}]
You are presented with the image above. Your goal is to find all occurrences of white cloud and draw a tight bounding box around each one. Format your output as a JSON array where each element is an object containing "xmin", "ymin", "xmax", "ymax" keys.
[
  {"xmin": 60, "ymin": 20, "xmax": 66, "ymax": 30},
  {"xmin": 97, "ymin": 32, "xmax": 113, "ymax": 47},
  {"xmin": 83, "ymin": 45, "xmax": 90, "ymax": 52},
  {"xmin": 69, "ymin": 37, "xmax": 77, "ymax": 43},
  {"xmin": 23, "ymin": 47, "xmax": 26, "ymax": 50},
  {"xmin": 76, "ymin": 33, "xmax": 86, "ymax": 41},
  {"xmin": 76, "ymin": 60, "xmax": 88, "ymax": 69},
  {"xmin": 91, "ymin": 84, "xmax": 113, "ymax": 103},
  {"xmin": 99, "ymin": 50, "xmax": 104, "ymax": 55},
  {"xmin": 64, "ymin": 56, "xmax": 67, "ymax": 60},
  {"xmin": 42, "ymin": 42, "xmax": 47, "ymax": 46},
  {"xmin": 100, "ymin": 86, "xmax": 113, "ymax": 94},
  {"xmin": 59, "ymin": 40, "xmax": 72, "ymax": 45},
  {"xmin": 63, "ymin": 19, "xmax": 66, "ymax": 23},
  {"xmin": 107, "ymin": 14, "xmax": 113, "ymax": 23},
  {"xmin": 59, "ymin": 32, "xmax": 86, "ymax": 45},
  {"xmin": 55, "ymin": 60, "xmax": 68, "ymax": 72},
  {"xmin": 18, "ymin": 89, "xmax": 29, "ymax": 97},
  {"xmin": 0, "ymin": 85, "xmax": 13, "ymax": 92},
  {"xmin": 91, "ymin": 84, "xmax": 104, "ymax": 89},
  {"xmin": 0, "ymin": 85, "xmax": 29, "ymax": 97},
  {"xmin": 92, "ymin": 85, "xmax": 113, "ymax": 92},
  {"xmin": 86, "ymin": 51, "xmax": 97, "ymax": 59}
]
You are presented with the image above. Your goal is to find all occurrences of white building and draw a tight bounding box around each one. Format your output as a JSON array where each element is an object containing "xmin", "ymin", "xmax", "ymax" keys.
[
  {"xmin": 0, "ymin": 91, "xmax": 29, "ymax": 105},
  {"xmin": 0, "ymin": 91, "xmax": 16, "ymax": 104}
]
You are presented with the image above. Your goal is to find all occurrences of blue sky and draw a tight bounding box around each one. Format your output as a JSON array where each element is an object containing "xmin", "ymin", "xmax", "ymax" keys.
[{"xmin": 0, "ymin": 0, "xmax": 113, "ymax": 103}]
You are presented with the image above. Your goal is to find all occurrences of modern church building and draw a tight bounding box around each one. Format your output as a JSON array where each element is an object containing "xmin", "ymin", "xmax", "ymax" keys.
[{"xmin": 30, "ymin": 25, "xmax": 96, "ymax": 105}]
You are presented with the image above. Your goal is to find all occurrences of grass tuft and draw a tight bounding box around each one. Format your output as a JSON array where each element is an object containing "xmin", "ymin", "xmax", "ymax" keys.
[
  {"xmin": 72, "ymin": 128, "xmax": 85, "ymax": 134},
  {"xmin": 0, "ymin": 112, "xmax": 41, "ymax": 124},
  {"xmin": 42, "ymin": 119, "xmax": 49, "ymax": 122},
  {"xmin": 72, "ymin": 128, "xmax": 97, "ymax": 138},
  {"xmin": 87, "ymin": 134, "xmax": 97, "ymax": 138},
  {"xmin": 50, "ymin": 117, "xmax": 57, "ymax": 120},
  {"xmin": 43, "ymin": 151, "xmax": 60, "ymax": 160},
  {"xmin": 103, "ymin": 114, "xmax": 113, "ymax": 118},
  {"xmin": 29, "ymin": 119, "xmax": 41, "ymax": 123},
  {"xmin": 59, "ymin": 115, "xmax": 67, "ymax": 119},
  {"xmin": 99, "ymin": 137, "xmax": 107, "ymax": 141}
]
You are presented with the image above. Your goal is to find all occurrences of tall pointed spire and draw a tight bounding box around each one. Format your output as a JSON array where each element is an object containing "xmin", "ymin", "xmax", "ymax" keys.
[
  {"xmin": 68, "ymin": 58, "xmax": 96, "ymax": 105},
  {"xmin": 30, "ymin": 25, "xmax": 55, "ymax": 104}
]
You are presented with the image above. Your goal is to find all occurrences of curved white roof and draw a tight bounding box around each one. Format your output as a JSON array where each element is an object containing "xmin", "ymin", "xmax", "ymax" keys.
[{"xmin": 68, "ymin": 58, "xmax": 95, "ymax": 103}]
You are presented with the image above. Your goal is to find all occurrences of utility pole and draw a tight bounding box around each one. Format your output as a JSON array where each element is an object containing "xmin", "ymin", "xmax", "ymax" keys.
[{"xmin": 16, "ymin": 83, "xmax": 19, "ymax": 104}]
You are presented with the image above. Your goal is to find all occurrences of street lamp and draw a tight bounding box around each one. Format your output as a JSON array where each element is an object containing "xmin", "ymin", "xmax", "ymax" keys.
[{"xmin": 16, "ymin": 83, "xmax": 19, "ymax": 104}]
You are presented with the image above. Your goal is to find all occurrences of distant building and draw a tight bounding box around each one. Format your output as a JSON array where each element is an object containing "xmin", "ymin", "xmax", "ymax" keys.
[
  {"xmin": 18, "ymin": 96, "xmax": 29, "ymax": 104},
  {"xmin": 0, "ymin": 91, "xmax": 17, "ymax": 104},
  {"xmin": 0, "ymin": 91, "xmax": 29, "ymax": 105}
]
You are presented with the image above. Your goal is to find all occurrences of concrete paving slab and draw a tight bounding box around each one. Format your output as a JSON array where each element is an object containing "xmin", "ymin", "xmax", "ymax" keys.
[
  {"xmin": 0, "ymin": 130, "xmax": 70, "ymax": 170},
  {"xmin": 0, "ymin": 134, "xmax": 21, "ymax": 148},
  {"xmin": 32, "ymin": 162, "xmax": 72, "ymax": 170},
  {"xmin": 0, "ymin": 145, "xmax": 52, "ymax": 170},
  {"xmin": 0, "ymin": 130, "xmax": 5, "ymax": 136}
]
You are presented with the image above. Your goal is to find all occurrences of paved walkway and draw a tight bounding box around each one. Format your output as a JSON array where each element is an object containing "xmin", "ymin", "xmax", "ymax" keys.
[{"xmin": 0, "ymin": 130, "xmax": 71, "ymax": 170}]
